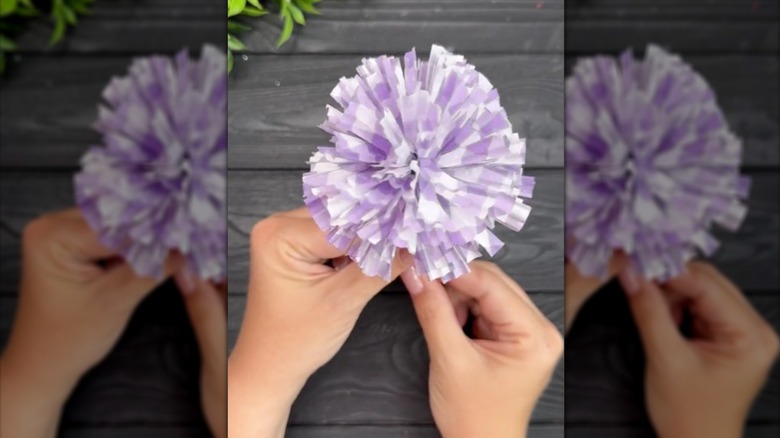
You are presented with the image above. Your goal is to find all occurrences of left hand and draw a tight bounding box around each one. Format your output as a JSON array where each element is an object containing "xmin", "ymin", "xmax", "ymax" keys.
[
  {"xmin": 564, "ymin": 253, "xmax": 628, "ymax": 332},
  {"xmin": 174, "ymin": 269, "xmax": 227, "ymax": 438},
  {"xmin": 0, "ymin": 208, "xmax": 179, "ymax": 438}
]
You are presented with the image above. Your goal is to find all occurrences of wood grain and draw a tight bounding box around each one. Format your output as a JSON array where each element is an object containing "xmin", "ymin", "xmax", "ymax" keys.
[
  {"xmin": 565, "ymin": 425, "xmax": 778, "ymax": 438},
  {"xmin": 5, "ymin": 55, "xmax": 775, "ymax": 170},
  {"xmin": 0, "ymin": 283, "xmax": 210, "ymax": 432},
  {"xmin": 12, "ymin": 0, "xmax": 222, "ymax": 54},
  {"xmin": 235, "ymin": 0, "xmax": 563, "ymax": 55},
  {"xmin": 225, "ymin": 169, "xmax": 564, "ymax": 293},
  {"xmin": 227, "ymin": 54, "xmax": 563, "ymax": 169},
  {"xmin": 227, "ymin": 292, "xmax": 564, "ymax": 425},
  {"xmin": 565, "ymin": 280, "xmax": 780, "ymax": 425},
  {"xmin": 285, "ymin": 424, "xmax": 564, "ymax": 438}
]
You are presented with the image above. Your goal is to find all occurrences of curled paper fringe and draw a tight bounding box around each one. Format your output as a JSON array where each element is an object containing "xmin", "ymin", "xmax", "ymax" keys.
[
  {"xmin": 74, "ymin": 45, "xmax": 227, "ymax": 281},
  {"xmin": 304, "ymin": 44, "xmax": 534, "ymax": 282},
  {"xmin": 566, "ymin": 44, "xmax": 749, "ymax": 281}
]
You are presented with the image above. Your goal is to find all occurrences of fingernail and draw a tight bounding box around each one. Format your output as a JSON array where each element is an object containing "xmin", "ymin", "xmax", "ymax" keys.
[
  {"xmin": 401, "ymin": 266, "xmax": 424, "ymax": 295},
  {"xmin": 333, "ymin": 256, "xmax": 351, "ymax": 271},
  {"xmin": 174, "ymin": 265, "xmax": 197, "ymax": 295},
  {"xmin": 398, "ymin": 248, "xmax": 415, "ymax": 267},
  {"xmin": 619, "ymin": 265, "xmax": 640, "ymax": 295}
]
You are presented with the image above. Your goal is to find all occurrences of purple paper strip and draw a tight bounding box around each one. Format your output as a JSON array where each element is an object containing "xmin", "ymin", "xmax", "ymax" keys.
[
  {"xmin": 566, "ymin": 44, "xmax": 749, "ymax": 281},
  {"xmin": 303, "ymin": 45, "xmax": 534, "ymax": 282},
  {"xmin": 74, "ymin": 45, "xmax": 227, "ymax": 281}
]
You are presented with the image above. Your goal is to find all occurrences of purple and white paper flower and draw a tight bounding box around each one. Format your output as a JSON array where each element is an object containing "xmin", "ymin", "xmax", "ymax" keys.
[
  {"xmin": 74, "ymin": 45, "xmax": 227, "ymax": 281},
  {"xmin": 303, "ymin": 45, "xmax": 534, "ymax": 282},
  {"xmin": 566, "ymin": 44, "xmax": 749, "ymax": 281}
]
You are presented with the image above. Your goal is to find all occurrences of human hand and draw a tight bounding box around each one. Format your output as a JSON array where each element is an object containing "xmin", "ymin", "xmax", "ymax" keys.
[
  {"xmin": 228, "ymin": 207, "xmax": 410, "ymax": 438},
  {"xmin": 401, "ymin": 260, "xmax": 563, "ymax": 438},
  {"xmin": 174, "ymin": 270, "xmax": 227, "ymax": 438},
  {"xmin": 0, "ymin": 208, "xmax": 178, "ymax": 438},
  {"xmin": 618, "ymin": 261, "xmax": 780, "ymax": 438},
  {"xmin": 565, "ymin": 253, "xmax": 628, "ymax": 332}
]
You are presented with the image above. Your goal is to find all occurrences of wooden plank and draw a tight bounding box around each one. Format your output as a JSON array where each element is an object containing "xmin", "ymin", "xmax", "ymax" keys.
[
  {"xmin": 225, "ymin": 169, "xmax": 564, "ymax": 293},
  {"xmin": 0, "ymin": 283, "xmax": 211, "ymax": 431},
  {"xmin": 566, "ymin": 1, "xmax": 779, "ymax": 20},
  {"xmin": 565, "ymin": 21, "xmax": 777, "ymax": 54},
  {"xmin": 235, "ymin": 1, "xmax": 563, "ymax": 55},
  {"xmin": 4, "ymin": 55, "xmax": 774, "ymax": 169},
  {"xmin": 565, "ymin": 280, "xmax": 780, "ymax": 425},
  {"xmin": 565, "ymin": 425, "xmax": 778, "ymax": 438},
  {"xmin": 12, "ymin": 0, "xmax": 222, "ymax": 54},
  {"xmin": 60, "ymin": 427, "xmax": 211, "ymax": 438},
  {"xmin": 227, "ymin": 292, "xmax": 564, "ymax": 424},
  {"xmin": 285, "ymin": 424, "xmax": 563, "ymax": 438},
  {"xmin": 227, "ymin": 54, "xmax": 564, "ymax": 169}
]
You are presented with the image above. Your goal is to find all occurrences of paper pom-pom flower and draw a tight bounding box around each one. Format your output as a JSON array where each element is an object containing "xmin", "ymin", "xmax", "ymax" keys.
[
  {"xmin": 303, "ymin": 45, "xmax": 534, "ymax": 282},
  {"xmin": 74, "ymin": 45, "xmax": 227, "ymax": 281},
  {"xmin": 566, "ymin": 45, "xmax": 749, "ymax": 281}
]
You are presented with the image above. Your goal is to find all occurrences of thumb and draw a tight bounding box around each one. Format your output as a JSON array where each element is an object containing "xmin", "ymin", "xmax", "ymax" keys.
[
  {"xmin": 174, "ymin": 266, "xmax": 227, "ymax": 369},
  {"xmin": 618, "ymin": 266, "xmax": 686, "ymax": 358},
  {"xmin": 401, "ymin": 264, "xmax": 467, "ymax": 360}
]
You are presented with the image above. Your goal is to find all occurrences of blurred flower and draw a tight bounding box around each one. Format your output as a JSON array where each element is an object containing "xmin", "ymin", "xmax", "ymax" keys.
[
  {"xmin": 304, "ymin": 45, "xmax": 534, "ymax": 282},
  {"xmin": 566, "ymin": 45, "xmax": 749, "ymax": 281},
  {"xmin": 74, "ymin": 45, "xmax": 227, "ymax": 281}
]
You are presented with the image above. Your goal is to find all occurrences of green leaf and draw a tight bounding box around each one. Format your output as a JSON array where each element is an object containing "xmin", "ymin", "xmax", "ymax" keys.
[
  {"xmin": 241, "ymin": 5, "xmax": 266, "ymax": 16},
  {"xmin": 295, "ymin": 0, "xmax": 320, "ymax": 15},
  {"xmin": 227, "ymin": 49, "xmax": 234, "ymax": 73},
  {"xmin": 246, "ymin": 0, "xmax": 262, "ymax": 10},
  {"xmin": 276, "ymin": 13, "xmax": 294, "ymax": 47},
  {"xmin": 227, "ymin": 0, "xmax": 245, "ymax": 17},
  {"xmin": 0, "ymin": 34, "xmax": 15, "ymax": 50},
  {"xmin": 0, "ymin": 0, "xmax": 18, "ymax": 17},
  {"xmin": 49, "ymin": 17, "xmax": 66, "ymax": 45},
  {"xmin": 228, "ymin": 19, "xmax": 251, "ymax": 33},
  {"xmin": 288, "ymin": 4, "xmax": 305, "ymax": 25},
  {"xmin": 227, "ymin": 33, "xmax": 246, "ymax": 51},
  {"xmin": 62, "ymin": 6, "xmax": 77, "ymax": 25}
]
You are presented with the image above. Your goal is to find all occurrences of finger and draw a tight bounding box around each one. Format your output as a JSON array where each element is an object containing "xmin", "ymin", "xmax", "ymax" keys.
[
  {"xmin": 565, "ymin": 252, "xmax": 630, "ymax": 331},
  {"xmin": 99, "ymin": 254, "xmax": 183, "ymax": 306},
  {"xmin": 326, "ymin": 250, "xmax": 411, "ymax": 302},
  {"xmin": 55, "ymin": 210, "xmax": 117, "ymax": 261},
  {"xmin": 447, "ymin": 263, "xmax": 546, "ymax": 340},
  {"xmin": 274, "ymin": 206, "xmax": 311, "ymax": 219},
  {"xmin": 664, "ymin": 263, "xmax": 757, "ymax": 337},
  {"xmin": 618, "ymin": 267, "xmax": 687, "ymax": 357},
  {"xmin": 175, "ymin": 266, "xmax": 228, "ymax": 370},
  {"xmin": 253, "ymin": 215, "xmax": 345, "ymax": 263},
  {"xmin": 474, "ymin": 261, "xmax": 545, "ymax": 322},
  {"xmin": 401, "ymin": 267, "xmax": 469, "ymax": 358}
]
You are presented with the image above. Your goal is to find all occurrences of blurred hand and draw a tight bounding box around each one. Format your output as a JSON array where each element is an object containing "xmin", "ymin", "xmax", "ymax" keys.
[
  {"xmin": 564, "ymin": 254, "xmax": 628, "ymax": 332},
  {"xmin": 0, "ymin": 208, "xmax": 178, "ymax": 438},
  {"xmin": 228, "ymin": 207, "xmax": 410, "ymax": 438},
  {"xmin": 175, "ymin": 270, "xmax": 227, "ymax": 438},
  {"xmin": 618, "ymin": 261, "xmax": 780, "ymax": 438},
  {"xmin": 401, "ymin": 261, "xmax": 563, "ymax": 438}
]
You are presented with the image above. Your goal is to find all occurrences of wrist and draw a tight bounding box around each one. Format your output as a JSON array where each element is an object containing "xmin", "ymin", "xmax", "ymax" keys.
[{"xmin": 227, "ymin": 355, "xmax": 306, "ymax": 438}]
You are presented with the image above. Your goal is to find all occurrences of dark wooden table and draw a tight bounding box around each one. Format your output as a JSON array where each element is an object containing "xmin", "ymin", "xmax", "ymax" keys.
[
  {"xmin": 565, "ymin": 1, "xmax": 780, "ymax": 437},
  {"xmin": 0, "ymin": 1, "xmax": 222, "ymax": 436},
  {"xmin": 227, "ymin": 1, "xmax": 564, "ymax": 437}
]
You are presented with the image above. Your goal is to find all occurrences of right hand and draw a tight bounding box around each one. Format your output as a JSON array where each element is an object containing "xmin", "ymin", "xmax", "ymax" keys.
[
  {"xmin": 401, "ymin": 260, "xmax": 563, "ymax": 438},
  {"xmin": 618, "ymin": 261, "xmax": 780, "ymax": 438}
]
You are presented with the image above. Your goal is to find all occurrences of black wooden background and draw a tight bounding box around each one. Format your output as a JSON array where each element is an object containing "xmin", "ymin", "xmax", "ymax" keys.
[
  {"xmin": 0, "ymin": 1, "xmax": 223, "ymax": 436},
  {"xmin": 564, "ymin": 1, "xmax": 780, "ymax": 437},
  {"xmin": 227, "ymin": 1, "xmax": 564, "ymax": 437}
]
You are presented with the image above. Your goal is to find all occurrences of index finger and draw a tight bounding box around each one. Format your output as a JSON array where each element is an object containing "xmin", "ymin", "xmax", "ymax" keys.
[
  {"xmin": 664, "ymin": 262, "xmax": 759, "ymax": 336},
  {"xmin": 447, "ymin": 263, "xmax": 546, "ymax": 338}
]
